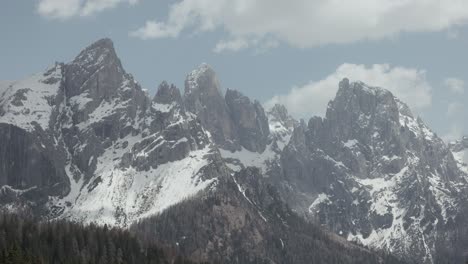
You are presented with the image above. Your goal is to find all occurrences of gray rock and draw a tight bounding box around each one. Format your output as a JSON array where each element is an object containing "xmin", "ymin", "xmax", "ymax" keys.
[
  {"xmin": 130, "ymin": 168, "xmax": 395, "ymax": 264},
  {"xmin": 184, "ymin": 64, "xmax": 239, "ymax": 150},
  {"xmin": 0, "ymin": 39, "xmax": 218, "ymax": 226},
  {"xmin": 153, "ymin": 81, "xmax": 183, "ymax": 106},
  {"xmin": 278, "ymin": 79, "xmax": 467, "ymax": 262},
  {"xmin": 225, "ymin": 89, "xmax": 270, "ymax": 152}
]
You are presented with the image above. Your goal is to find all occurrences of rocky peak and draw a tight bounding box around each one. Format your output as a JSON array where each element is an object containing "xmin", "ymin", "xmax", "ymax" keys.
[
  {"xmin": 61, "ymin": 38, "xmax": 147, "ymax": 125},
  {"xmin": 311, "ymin": 79, "xmax": 400, "ymax": 156},
  {"xmin": 153, "ymin": 81, "xmax": 182, "ymax": 105},
  {"xmin": 267, "ymin": 104, "xmax": 297, "ymax": 132},
  {"xmin": 268, "ymin": 104, "xmax": 289, "ymax": 122},
  {"xmin": 314, "ymin": 79, "xmax": 457, "ymax": 176},
  {"xmin": 184, "ymin": 63, "xmax": 220, "ymax": 95},
  {"xmin": 225, "ymin": 89, "xmax": 270, "ymax": 152},
  {"xmin": 449, "ymin": 136, "xmax": 468, "ymax": 174},
  {"xmin": 183, "ymin": 64, "xmax": 238, "ymax": 150},
  {"xmin": 265, "ymin": 104, "xmax": 298, "ymax": 153},
  {"xmin": 64, "ymin": 38, "xmax": 129, "ymax": 100},
  {"xmin": 332, "ymin": 78, "xmax": 395, "ymax": 111},
  {"xmin": 449, "ymin": 136, "xmax": 468, "ymax": 152},
  {"xmin": 278, "ymin": 78, "xmax": 466, "ymax": 262},
  {"xmin": 71, "ymin": 38, "xmax": 121, "ymax": 69},
  {"xmin": 225, "ymin": 89, "xmax": 248, "ymax": 104},
  {"xmin": 327, "ymin": 79, "xmax": 399, "ymax": 129}
]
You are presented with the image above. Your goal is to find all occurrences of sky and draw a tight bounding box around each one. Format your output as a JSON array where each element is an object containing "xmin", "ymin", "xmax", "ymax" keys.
[{"xmin": 0, "ymin": 0, "xmax": 467, "ymax": 141}]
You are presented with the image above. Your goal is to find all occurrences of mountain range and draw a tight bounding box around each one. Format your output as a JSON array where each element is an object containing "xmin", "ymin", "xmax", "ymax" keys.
[{"xmin": 1, "ymin": 38, "xmax": 467, "ymax": 264}]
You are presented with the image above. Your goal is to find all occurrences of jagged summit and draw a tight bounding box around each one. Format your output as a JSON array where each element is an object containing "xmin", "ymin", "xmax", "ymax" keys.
[
  {"xmin": 267, "ymin": 104, "xmax": 297, "ymax": 136},
  {"xmin": 184, "ymin": 63, "xmax": 220, "ymax": 95},
  {"xmin": 338, "ymin": 78, "xmax": 390, "ymax": 95},
  {"xmin": 71, "ymin": 38, "xmax": 120, "ymax": 68},
  {"xmin": 268, "ymin": 104, "xmax": 288, "ymax": 119},
  {"xmin": 2, "ymin": 38, "xmax": 468, "ymax": 264},
  {"xmin": 153, "ymin": 81, "xmax": 182, "ymax": 105},
  {"xmin": 82, "ymin": 37, "xmax": 115, "ymax": 53},
  {"xmin": 449, "ymin": 136, "xmax": 468, "ymax": 175},
  {"xmin": 279, "ymin": 78, "xmax": 466, "ymax": 262},
  {"xmin": 64, "ymin": 37, "xmax": 130, "ymax": 100},
  {"xmin": 91, "ymin": 37, "xmax": 114, "ymax": 48},
  {"xmin": 323, "ymin": 79, "xmax": 401, "ymax": 143},
  {"xmin": 449, "ymin": 136, "xmax": 468, "ymax": 152},
  {"xmin": 183, "ymin": 63, "xmax": 238, "ymax": 149},
  {"xmin": 332, "ymin": 79, "xmax": 395, "ymax": 114},
  {"xmin": 225, "ymin": 89, "xmax": 270, "ymax": 152}
]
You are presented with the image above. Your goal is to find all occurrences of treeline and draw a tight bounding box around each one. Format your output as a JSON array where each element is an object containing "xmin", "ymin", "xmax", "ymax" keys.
[
  {"xmin": 0, "ymin": 212, "xmax": 202, "ymax": 264},
  {"xmin": 131, "ymin": 186, "xmax": 408, "ymax": 264}
]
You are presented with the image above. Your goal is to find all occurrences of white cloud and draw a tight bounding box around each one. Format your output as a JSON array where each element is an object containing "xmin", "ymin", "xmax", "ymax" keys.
[
  {"xmin": 444, "ymin": 77, "xmax": 465, "ymax": 94},
  {"xmin": 37, "ymin": 0, "xmax": 138, "ymax": 19},
  {"xmin": 213, "ymin": 39, "xmax": 249, "ymax": 53},
  {"xmin": 265, "ymin": 64, "xmax": 432, "ymax": 118},
  {"xmin": 129, "ymin": 20, "xmax": 182, "ymax": 39},
  {"xmin": 212, "ymin": 37, "xmax": 279, "ymax": 54},
  {"xmin": 131, "ymin": 0, "xmax": 468, "ymax": 51}
]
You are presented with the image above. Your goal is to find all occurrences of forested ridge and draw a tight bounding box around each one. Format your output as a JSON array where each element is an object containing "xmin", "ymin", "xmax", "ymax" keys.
[
  {"xmin": 0, "ymin": 212, "xmax": 204, "ymax": 264},
  {"xmin": 131, "ymin": 174, "xmax": 410, "ymax": 264}
]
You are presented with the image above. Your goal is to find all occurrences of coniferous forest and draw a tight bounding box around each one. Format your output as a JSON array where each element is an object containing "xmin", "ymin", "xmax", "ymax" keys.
[{"xmin": 0, "ymin": 212, "xmax": 203, "ymax": 264}]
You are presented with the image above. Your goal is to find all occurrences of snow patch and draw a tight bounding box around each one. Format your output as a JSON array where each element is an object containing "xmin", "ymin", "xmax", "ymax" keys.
[
  {"xmin": 220, "ymin": 145, "xmax": 277, "ymax": 173},
  {"xmin": 343, "ymin": 139, "xmax": 358, "ymax": 149},
  {"xmin": 0, "ymin": 65, "xmax": 62, "ymax": 131},
  {"xmin": 152, "ymin": 101, "xmax": 176, "ymax": 113},
  {"xmin": 453, "ymin": 149, "xmax": 468, "ymax": 174},
  {"xmin": 61, "ymin": 136, "xmax": 216, "ymax": 227},
  {"xmin": 309, "ymin": 193, "xmax": 331, "ymax": 213}
]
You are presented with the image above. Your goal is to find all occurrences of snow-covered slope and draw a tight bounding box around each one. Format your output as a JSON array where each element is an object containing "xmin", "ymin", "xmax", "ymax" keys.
[
  {"xmin": 218, "ymin": 103, "xmax": 297, "ymax": 174},
  {"xmin": 59, "ymin": 139, "xmax": 217, "ymax": 226},
  {"xmin": 1, "ymin": 38, "xmax": 467, "ymax": 264},
  {"xmin": 279, "ymin": 79, "xmax": 467, "ymax": 263},
  {"xmin": 449, "ymin": 136, "xmax": 468, "ymax": 175},
  {"xmin": 219, "ymin": 145, "xmax": 277, "ymax": 172},
  {"xmin": 0, "ymin": 64, "xmax": 62, "ymax": 131},
  {"xmin": 0, "ymin": 39, "xmax": 223, "ymax": 227}
]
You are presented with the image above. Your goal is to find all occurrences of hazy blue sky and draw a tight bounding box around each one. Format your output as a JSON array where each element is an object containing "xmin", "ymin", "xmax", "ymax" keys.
[{"xmin": 1, "ymin": 0, "xmax": 467, "ymax": 140}]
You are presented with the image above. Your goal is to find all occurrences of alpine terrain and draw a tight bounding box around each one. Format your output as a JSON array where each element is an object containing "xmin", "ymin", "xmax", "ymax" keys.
[{"xmin": 0, "ymin": 38, "xmax": 466, "ymax": 263}]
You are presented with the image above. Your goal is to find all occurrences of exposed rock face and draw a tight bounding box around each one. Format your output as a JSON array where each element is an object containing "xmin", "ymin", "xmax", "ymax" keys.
[
  {"xmin": 449, "ymin": 136, "xmax": 468, "ymax": 175},
  {"xmin": 0, "ymin": 124, "xmax": 68, "ymax": 199},
  {"xmin": 184, "ymin": 64, "xmax": 239, "ymax": 150},
  {"xmin": 0, "ymin": 62, "xmax": 69, "ymax": 212},
  {"xmin": 279, "ymin": 79, "xmax": 468, "ymax": 263},
  {"xmin": 0, "ymin": 38, "xmax": 465, "ymax": 264},
  {"xmin": 58, "ymin": 38, "xmax": 150, "ymax": 181},
  {"xmin": 184, "ymin": 64, "xmax": 271, "ymax": 153},
  {"xmin": 449, "ymin": 136, "xmax": 468, "ymax": 152},
  {"xmin": 0, "ymin": 39, "xmax": 220, "ymax": 227},
  {"xmin": 214, "ymin": 103, "xmax": 295, "ymax": 175},
  {"xmin": 225, "ymin": 89, "xmax": 270, "ymax": 152},
  {"xmin": 154, "ymin": 81, "xmax": 183, "ymax": 106},
  {"xmin": 267, "ymin": 104, "xmax": 297, "ymax": 152}
]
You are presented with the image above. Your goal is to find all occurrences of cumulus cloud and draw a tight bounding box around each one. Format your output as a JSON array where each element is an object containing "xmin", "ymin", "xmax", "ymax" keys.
[
  {"xmin": 444, "ymin": 78, "xmax": 465, "ymax": 94},
  {"xmin": 37, "ymin": 0, "xmax": 138, "ymax": 19},
  {"xmin": 129, "ymin": 20, "xmax": 182, "ymax": 39},
  {"xmin": 211, "ymin": 37, "xmax": 279, "ymax": 53},
  {"xmin": 213, "ymin": 39, "xmax": 249, "ymax": 53},
  {"xmin": 265, "ymin": 64, "xmax": 432, "ymax": 118},
  {"xmin": 131, "ymin": 0, "xmax": 468, "ymax": 51}
]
